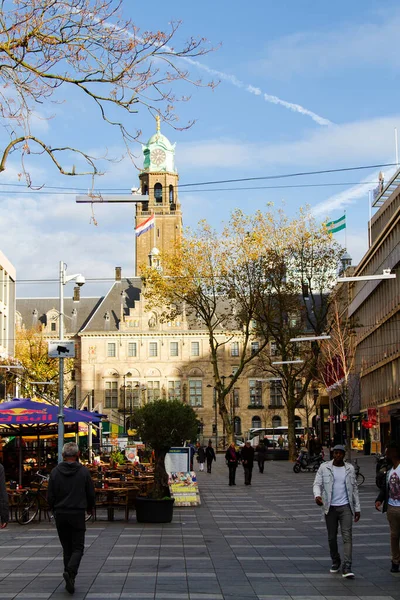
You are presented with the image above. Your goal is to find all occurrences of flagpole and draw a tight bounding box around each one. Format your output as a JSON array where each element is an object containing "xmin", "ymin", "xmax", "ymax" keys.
[
  {"xmin": 153, "ymin": 209, "xmax": 156, "ymax": 247},
  {"xmin": 368, "ymin": 191, "xmax": 372, "ymax": 247},
  {"xmin": 344, "ymin": 210, "xmax": 347, "ymax": 249}
]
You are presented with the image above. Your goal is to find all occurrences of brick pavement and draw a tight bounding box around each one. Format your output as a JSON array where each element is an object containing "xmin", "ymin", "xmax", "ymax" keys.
[{"xmin": 0, "ymin": 454, "xmax": 398, "ymax": 600}]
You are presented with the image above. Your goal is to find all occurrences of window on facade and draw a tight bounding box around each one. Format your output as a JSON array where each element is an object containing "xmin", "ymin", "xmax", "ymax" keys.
[
  {"xmin": 270, "ymin": 341, "xmax": 277, "ymax": 356},
  {"xmin": 270, "ymin": 381, "xmax": 283, "ymax": 407},
  {"xmin": 295, "ymin": 416, "xmax": 302, "ymax": 428},
  {"xmin": 154, "ymin": 183, "xmax": 163, "ymax": 203},
  {"xmin": 169, "ymin": 185, "xmax": 174, "ymax": 204},
  {"xmin": 170, "ymin": 342, "xmax": 179, "ymax": 357},
  {"xmin": 234, "ymin": 416, "xmax": 242, "ymax": 435},
  {"xmin": 252, "ymin": 416, "xmax": 262, "ymax": 429},
  {"xmin": 189, "ymin": 379, "xmax": 202, "ymax": 406},
  {"xmin": 272, "ymin": 415, "xmax": 282, "ymax": 428},
  {"xmin": 51, "ymin": 322, "xmax": 56, "ymax": 332},
  {"xmin": 124, "ymin": 382, "xmax": 141, "ymax": 409},
  {"xmin": 128, "ymin": 342, "xmax": 137, "ymax": 357},
  {"xmin": 295, "ymin": 380, "xmax": 303, "ymax": 406},
  {"xmin": 251, "ymin": 341, "xmax": 259, "ymax": 355},
  {"xmin": 149, "ymin": 342, "xmax": 158, "ymax": 357},
  {"xmin": 191, "ymin": 341, "xmax": 200, "ymax": 357},
  {"xmin": 249, "ymin": 379, "xmax": 262, "ymax": 406},
  {"xmin": 107, "ymin": 343, "xmax": 116, "ymax": 357},
  {"xmin": 233, "ymin": 388, "xmax": 240, "ymax": 408},
  {"xmin": 147, "ymin": 381, "xmax": 160, "ymax": 402},
  {"xmin": 105, "ymin": 381, "xmax": 118, "ymax": 408},
  {"xmin": 231, "ymin": 342, "xmax": 239, "ymax": 357},
  {"xmin": 168, "ymin": 380, "xmax": 181, "ymax": 401}
]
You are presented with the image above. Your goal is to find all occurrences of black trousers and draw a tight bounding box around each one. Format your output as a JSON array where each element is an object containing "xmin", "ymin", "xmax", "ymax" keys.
[
  {"xmin": 55, "ymin": 511, "xmax": 86, "ymax": 577},
  {"xmin": 206, "ymin": 458, "xmax": 213, "ymax": 473},
  {"xmin": 244, "ymin": 465, "xmax": 253, "ymax": 484},
  {"xmin": 258, "ymin": 459, "xmax": 265, "ymax": 473},
  {"xmin": 228, "ymin": 463, "xmax": 237, "ymax": 485}
]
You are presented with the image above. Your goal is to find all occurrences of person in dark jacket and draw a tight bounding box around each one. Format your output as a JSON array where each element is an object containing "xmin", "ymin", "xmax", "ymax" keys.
[
  {"xmin": 0, "ymin": 462, "xmax": 9, "ymax": 529},
  {"xmin": 255, "ymin": 442, "xmax": 267, "ymax": 473},
  {"xmin": 47, "ymin": 442, "xmax": 95, "ymax": 594},
  {"xmin": 375, "ymin": 441, "xmax": 400, "ymax": 573},
  {"xmin": 241, "ymin": 441, "xmax": 255, "ymax": 485},
  {"xmin": 205, "ymin": 441, "xmax": 216, "ymax": 473},
  {"xmin": 225, "ymin": 442, "xmax": 239, "ymax": 486},
  {"xmin": 196, "ymin": 443, "xmax": 206, "ymax": 472}
]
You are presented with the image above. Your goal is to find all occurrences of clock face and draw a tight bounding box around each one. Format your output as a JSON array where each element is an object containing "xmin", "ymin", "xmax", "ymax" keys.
[{"xmin": 150, "ymin": 148, "xmax": 166, "ymax": 167}]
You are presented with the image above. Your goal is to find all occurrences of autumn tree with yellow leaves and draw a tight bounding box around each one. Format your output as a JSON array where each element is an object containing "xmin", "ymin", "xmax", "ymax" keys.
[
  {"xmin": 142, "ymin": 208, "xmax": 342, "ymax": 454},
  {"xmin": 0, "ymin": 0, "xmax": 215, "ymax": 183},
  {"xmin": 13, "ymin": 325, "xmax": 73, "ymax": 402}
]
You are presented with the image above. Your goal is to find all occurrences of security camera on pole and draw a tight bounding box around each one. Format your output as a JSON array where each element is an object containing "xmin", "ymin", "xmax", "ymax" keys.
[{"xmin": 53, "ymin": 261, "xmax": 85, "ymax": 463}]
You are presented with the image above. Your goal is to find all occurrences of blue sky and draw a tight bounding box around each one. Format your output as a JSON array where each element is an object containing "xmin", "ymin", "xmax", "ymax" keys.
[{"xmin": 1, "ymin": 0, "xmax": 400, "ymax": 297}]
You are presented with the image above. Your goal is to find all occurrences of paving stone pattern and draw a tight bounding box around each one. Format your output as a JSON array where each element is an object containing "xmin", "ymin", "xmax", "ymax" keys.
[{"xmin": 0, "ymin": 455, "xmax": 398, "ymax": 599}]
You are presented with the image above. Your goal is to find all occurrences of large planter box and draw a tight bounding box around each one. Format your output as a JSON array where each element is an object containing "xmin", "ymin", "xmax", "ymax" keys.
[{"xmin": 135, "ymin": 496, "xmax": 175, "ymax": 523}]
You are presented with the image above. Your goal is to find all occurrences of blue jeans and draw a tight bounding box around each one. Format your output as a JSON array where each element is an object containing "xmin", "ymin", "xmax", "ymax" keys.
[{"xmin": 325, "ymin": 504, "xmax": 353, "ymax": 567}]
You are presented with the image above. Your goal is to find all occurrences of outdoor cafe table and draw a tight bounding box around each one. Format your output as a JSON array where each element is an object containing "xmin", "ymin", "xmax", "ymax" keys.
[{"xmin": 95, "ymin": 487, "xmax": 129, "ymax": 521}]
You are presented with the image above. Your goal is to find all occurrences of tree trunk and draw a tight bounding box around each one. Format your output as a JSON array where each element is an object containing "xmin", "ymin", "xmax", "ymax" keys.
[
  {"xmin": 153, "ymin": 449, "xmax": 169, "ymax": 499},
  {"xmin": 218, "ymin": 396, "xmax": 233, "ymax": 446},
  {"xmin": 287, "ymin": 399, "xmax": 297, "ymax": 461}
]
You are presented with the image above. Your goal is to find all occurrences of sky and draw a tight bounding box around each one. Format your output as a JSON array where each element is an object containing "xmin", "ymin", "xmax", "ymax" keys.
[{"xmin": 1, "ymin": 0, "xmax": 400, "ymax": 299}]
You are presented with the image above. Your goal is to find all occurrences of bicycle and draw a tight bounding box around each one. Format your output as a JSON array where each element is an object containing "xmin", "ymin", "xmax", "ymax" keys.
[
  {"xmin": 346, "ymin": 459, "xmax": 365, "ymax": 486},
  {"xmin": 16, "ymin": 471, "xmax": 93, "ymax": 524},
  {"xmin": 15, "ymin": 471, "xmax": 50, "ymax": 525}
]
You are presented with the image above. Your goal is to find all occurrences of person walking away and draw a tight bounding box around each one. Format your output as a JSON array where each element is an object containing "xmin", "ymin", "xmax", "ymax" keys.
[
  {"xmin": 314, "ymin": 436, "xmax": 323, "ymax": 456},
  {"xmin": 313, "ymin": 444, "xmax": 360, "ymax": 578},
  {"xmin": 241, "ymin": 441, "xmax": 255, "ymax": 485},
  {"xmin": 47, "ymin": 442, "xmax": 95, "ymax": 595},
  {"xmin": 375, "ymin": 441, "xmax": 400, "ymax": 573},
  {"xmin": 205, "ymin": 441, "xmax": 216, "ymax": 474},
  {"xmin": 0, "ymin": 461, "xmax": 9, "ymax": 529},
  {"xmin": 256, "ymin": 441, "xmax": 267, "ymax": 473},
  {"xmin": 197, "ymin": 443, "xmax": 206, "ymax": 472},
  {"xmin": 225, "ymin": 442, "xmax": 239, "ymax": 486},
  {"xmin": 309, "ymin": 435, "xmax": 316, "ymax": 457},
  {"xmin": 277, "ymin": 435, "xmax": 284, "ymax": 450}
]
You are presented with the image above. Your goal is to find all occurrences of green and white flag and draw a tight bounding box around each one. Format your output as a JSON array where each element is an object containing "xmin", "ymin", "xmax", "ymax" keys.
[{"xmin": 326, "ymin": 214, "xmax": 346, "ymax": 234}]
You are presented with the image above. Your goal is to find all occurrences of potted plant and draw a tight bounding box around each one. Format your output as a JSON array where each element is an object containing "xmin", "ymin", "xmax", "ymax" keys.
[
  {"xmin": 109, "ymin": 450, "xmax": 126, "ymax": 467},
  {"xmin": 132, "ymin": 399, "xmax": 198, "ymax": 523}
]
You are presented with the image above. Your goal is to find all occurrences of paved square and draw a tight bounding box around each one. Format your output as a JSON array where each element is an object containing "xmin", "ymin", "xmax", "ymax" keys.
[{"xmin": 0, "ymin": 455, "xmax": 398, "ymax": 599}]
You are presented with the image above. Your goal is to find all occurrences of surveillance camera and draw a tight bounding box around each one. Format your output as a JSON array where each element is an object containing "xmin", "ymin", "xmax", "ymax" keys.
[{"xmin": 75, "ymin": 274, "xmax": 85, "ymax": 287}]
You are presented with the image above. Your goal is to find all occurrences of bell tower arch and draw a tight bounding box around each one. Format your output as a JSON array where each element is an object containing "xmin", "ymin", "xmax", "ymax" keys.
[{"xmin": 135, "ymin": 118, "xmax": 182, "ymax": 275}]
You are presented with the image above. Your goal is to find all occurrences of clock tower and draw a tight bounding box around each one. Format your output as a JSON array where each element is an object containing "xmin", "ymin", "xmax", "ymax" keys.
[{"xmin": 135, "ymin": 117, "xmax": 182, "ymax": 275}]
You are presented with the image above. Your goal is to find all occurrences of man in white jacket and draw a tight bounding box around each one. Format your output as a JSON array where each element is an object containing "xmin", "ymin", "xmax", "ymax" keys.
[{"xmin": 313, "ymin": 445, "xmax": 360, "ymax": 578}]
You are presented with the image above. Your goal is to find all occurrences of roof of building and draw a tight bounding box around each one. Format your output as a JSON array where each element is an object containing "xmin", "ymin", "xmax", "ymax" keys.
[
  {"xmin": 16, "ymin": 296, "xmax": 103, "ymax": 334},
  {"xmin": 81, "ymin": 278, "xmax": 142, "ymax": 333}
]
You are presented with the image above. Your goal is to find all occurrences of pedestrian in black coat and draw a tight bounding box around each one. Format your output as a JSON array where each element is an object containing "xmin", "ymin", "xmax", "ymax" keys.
[
  {"xmin": 255, "ymin": 442, "xmax": 267, "ymax": 473},
  {"xmin": 205, "ymin": 441, "xmax": 216, "ymax": 473},
  {"xmin": 0, "ymin": 463, "xmax": 9, "ymax": 529},
  {"xmin": 225, "ymin": 442, "xmax": 239, "ymax": 486},
  {"xmin": 241, "ymin": 441, "xmax": 255, "ymax": 485},
  {"xmin": 47, "ymin": 442, "xmax": 95, "ymax": 595}
]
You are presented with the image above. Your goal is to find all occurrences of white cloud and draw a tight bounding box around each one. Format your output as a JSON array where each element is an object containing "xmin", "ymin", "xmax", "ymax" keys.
[
  {"xmin": 312, "ymin": 167, "xmax": 397, "ymax": 216},
  {"xmin": 256, "ymin": 11, "xmax": 400, "ymax": 78},
  {"xmin": 177, "ymin": 114, "xmax": 400, "ymax": 169}
]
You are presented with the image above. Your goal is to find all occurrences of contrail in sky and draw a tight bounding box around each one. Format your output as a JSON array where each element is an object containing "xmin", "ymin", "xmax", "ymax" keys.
[
  {"xmin": 98, "ymin": 13, "xmax": 332, "ymax": 127},
  {"xmin": 183, "ymin": 57, "xmax": 333, "ymax": 126}
]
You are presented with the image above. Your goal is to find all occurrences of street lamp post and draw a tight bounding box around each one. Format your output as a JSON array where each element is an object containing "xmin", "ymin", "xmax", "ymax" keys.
[{"xmin": 58, "ymin": 261, "xmax": 85, "ymax": 463}]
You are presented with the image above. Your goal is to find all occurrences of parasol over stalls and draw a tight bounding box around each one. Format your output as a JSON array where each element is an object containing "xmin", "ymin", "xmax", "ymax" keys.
[{"xmin": 0, "ymin": 398, "xmax": 102, "ymax": 484}]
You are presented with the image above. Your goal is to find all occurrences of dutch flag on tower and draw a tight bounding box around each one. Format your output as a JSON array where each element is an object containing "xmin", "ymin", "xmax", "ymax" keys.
[{"xmin": 135, "ymin": 214, "xmax": 155, "ymax": 238}]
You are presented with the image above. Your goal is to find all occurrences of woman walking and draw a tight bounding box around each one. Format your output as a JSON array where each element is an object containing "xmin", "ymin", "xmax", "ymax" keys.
[
  {"xmin": 225, "ymin": 442, "xmax": 239, "ymax": 486},
  {"xmin": 205, "ymin": 441, "xmax": 216, "ymax": 473},
  {"xmin": 196, "ymin": 443, "xmax": 206, "ymax": 472}
]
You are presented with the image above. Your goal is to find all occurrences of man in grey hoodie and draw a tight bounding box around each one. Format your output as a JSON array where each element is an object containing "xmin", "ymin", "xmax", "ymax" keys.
[
  {"xmin": 47, "ymin": 442, "xmax": 95, "ymax": 595},
  {"xmin": 0, "ymin": 462, "xmax": 9, "ymax": 529}
]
